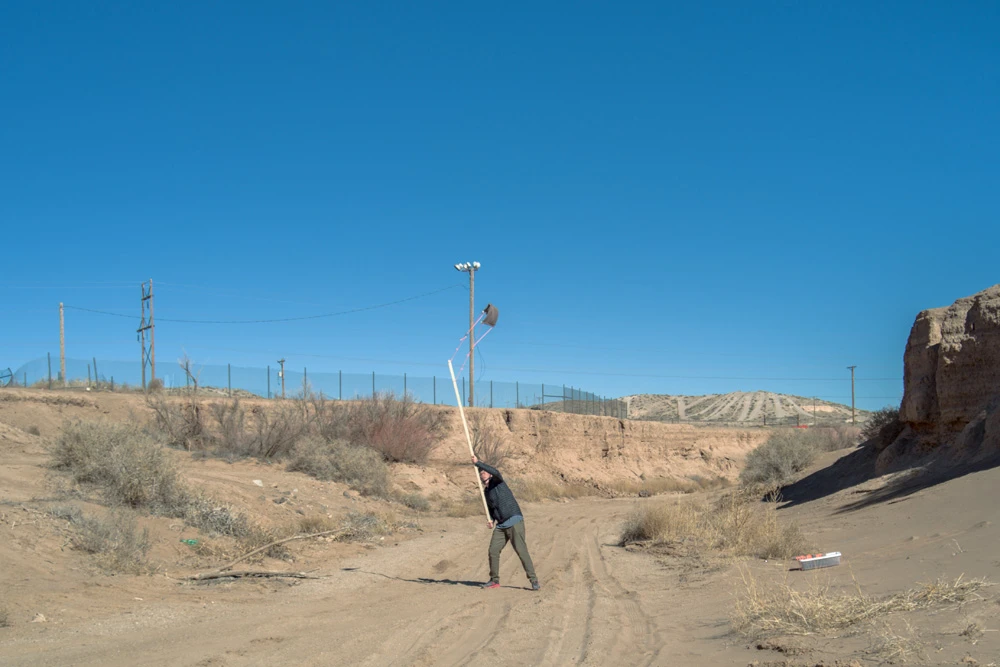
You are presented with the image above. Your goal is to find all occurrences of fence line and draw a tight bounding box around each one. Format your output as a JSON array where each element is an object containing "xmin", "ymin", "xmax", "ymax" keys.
[{"xmin": 6, "ymin": 356, "xmax": 628, "ymax": 418}]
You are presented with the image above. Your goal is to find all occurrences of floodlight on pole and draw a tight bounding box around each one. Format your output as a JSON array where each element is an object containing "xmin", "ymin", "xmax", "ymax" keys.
[{"xmin": 454, "ymin": 261, "xmax": 480, "ymax": 407}]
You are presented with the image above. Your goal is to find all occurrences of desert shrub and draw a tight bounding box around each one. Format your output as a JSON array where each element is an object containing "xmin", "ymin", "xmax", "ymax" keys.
[
  {"xmin": 250, "ymin": 399, "xmax": 313, "ymax": 458},
  {"xmin": 298, "ymin": 515, "xmax": 338, "ymax": 534},
  {"xmin": 0, "ymin": 606, "xmax": 8, "ymax": 628},
  {"xmin": 805, "ymin": 424, "xmax": 861, "ymax": 451},
  {"xmin": 146, "ymin": 395, "xmax": 207, "ymax": 451},
  {"xmin": 608, "ymin": 476, "xmax": 729, "ymax": 497},
  {"xmin": 734, "ymin": 569, "xmax": 992, "ymax": 640},
  {"xmin": 507, "ymin": 476, "xmax": 593, "ymax": 502},
  {"xmin": 70, "ymin": 509, "xmax": 152, "ymax": 574},
  {"xmin": 861, "ymin": 406, "xmax": 904, "ymax": 448},
  {"xmin": 341, "ymin": 509, "xmax": 398, "ymax": 540},
  {"xmin": 287, "ymin": 437, "xmax": 390, "ymax": 497},
  {"xmin": 25, "ymin": 425, "xmax": 41, "ymax": 436},
  {"xmin": 442, "ymin": 496, "xmax": 484, "ymax": 517},
  {"xmin": 146, "ymin": 378, "xmax": 164, "ymax": 393},
  {"xmin": 396, "ymin": 492, "xmax": 430, "ymax": 511},
  {"xmin": 468, "ymin": 412, "xmax": 511, "ymax": 468},
  {"xmin": 51, "ymin": 420, "xmax": 189, "ymax": 512},
  {"xmin": 342, "ymin": 392, "xmax": 445, "ymax": 463},
  {"xmin": 618, "ymin": 490, "xmax": 805, "ymax": 559},
  {"xmin": 740, "ymin": 430, "xmax": 819, "ymax": 488}
]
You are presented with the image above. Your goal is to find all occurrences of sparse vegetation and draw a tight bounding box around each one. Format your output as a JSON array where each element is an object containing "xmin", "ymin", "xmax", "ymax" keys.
[
  {"xmin": 0, "ymin": 606, "xmax": 8, "ymax": 628},
  {"xmin": 508, "ymin": 476, "xmax": 593, "ymax": 502},
  {"xmin": 25, "ymin": 425, "xmax": 40, "ymax": 436},
  {"xmin": 618, "ymin": 489, "xmax": 805, "ymax": 559},
  {"xmin": 287, "ymin": 437, "xmax": 390, "ymax": 497},
  {"xmin": 468, "ymin": 411, "xmax": 511, "ymax": 468},
  {"xmin": 340, "ymin": 509, "xmax": 400, "ymax": 541},
  {"xmin": 862, "ymin": 405, "xmax": 904, "ymax": 448},
  {"xmin": 739, "ymin": 429, "xmax": 821, "ymax": 488},
  {"xmin": 69, "ymin": 509, "xmax": 152, "ymax": 574},
  {"xmin": 51, "ymin": 420, "xmax": 188, "ymax": 512},
  {"xmin": 733, "ymin": 570, "xmax": 993, "ymax": 640},
  {"xmin": 607, "ymin": 476, "xmax": 729, "ymax": 497},
  {"xmin": 395, "ymin": 491, "xmax": 430, "ymax": 511},
  {"xmin": 338, "ymin": 392, "xmax": 446, "ymax": 464}
]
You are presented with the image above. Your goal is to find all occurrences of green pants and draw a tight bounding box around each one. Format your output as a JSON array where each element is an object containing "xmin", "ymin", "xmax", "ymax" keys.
[{"xmin": 489, "ymin": 520, "xmax": 537, "ymax": 584}]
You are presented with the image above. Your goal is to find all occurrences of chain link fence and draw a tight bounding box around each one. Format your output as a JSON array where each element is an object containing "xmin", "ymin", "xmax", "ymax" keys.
[{"xmin": 7, "ymin": 355, "xmax": 628, "ymax": 418}]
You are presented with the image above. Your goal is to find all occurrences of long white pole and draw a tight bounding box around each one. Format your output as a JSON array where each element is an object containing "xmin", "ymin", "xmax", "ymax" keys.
[{"xmin": 449, "ymin": 359, "xmax": 490, "ymax": 521}]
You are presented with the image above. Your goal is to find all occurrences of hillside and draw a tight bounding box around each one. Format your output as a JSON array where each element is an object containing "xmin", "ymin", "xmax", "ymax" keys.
[{"xmin": 624, "ymin": 390, "xmax": 870, "ymax": 425}]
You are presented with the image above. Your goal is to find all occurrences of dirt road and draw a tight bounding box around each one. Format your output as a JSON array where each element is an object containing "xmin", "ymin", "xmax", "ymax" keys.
[{"xmin": 0, "ymin": 498, "xmax": 744, "ymax": 666}]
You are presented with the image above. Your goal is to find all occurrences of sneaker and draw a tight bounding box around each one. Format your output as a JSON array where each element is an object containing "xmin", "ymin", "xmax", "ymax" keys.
[
  {"xmin": 531, "ymin": 581, "xmax": 541, "ymax": 591},
  {"xmin": 482, "ymin": 581, "xmax": 500, "ymax": 589}
]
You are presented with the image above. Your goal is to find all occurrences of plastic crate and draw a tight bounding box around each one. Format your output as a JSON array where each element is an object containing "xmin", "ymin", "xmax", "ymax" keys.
[{"xmin": 794, "ymin": 552, "xmax": 841, "ymax": 570}]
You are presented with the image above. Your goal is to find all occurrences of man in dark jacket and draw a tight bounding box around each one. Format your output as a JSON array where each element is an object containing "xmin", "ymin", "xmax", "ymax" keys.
[{"xmin": 472, "ymin": 455, "xmax": 540, "ymax": 591}]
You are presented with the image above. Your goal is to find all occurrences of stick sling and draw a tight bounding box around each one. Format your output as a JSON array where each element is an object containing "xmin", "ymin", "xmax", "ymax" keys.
[{"xmin": 449, "ymin": 359, "xmax": 491, "ymax": 522}]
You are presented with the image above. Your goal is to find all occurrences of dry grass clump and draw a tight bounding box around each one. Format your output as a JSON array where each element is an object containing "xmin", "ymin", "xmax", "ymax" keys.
[
  {"xmin": 618, "ymin": 490, "xmax": 805, "ymax": 559},
  {"xmin": 866, "ymin": 619, "xmax": 922, "ymax": 664},
  {"xmin": 68, "ymin": 509, "xmax": 152, "ymax": 574},
  {"xmin": 442, "ymin": 496, "xmax": 484, "ymax": 517},
  {"xmin": 0, "ymin": 606, "xmax": 9, "ymax": 628},
  {"xmin": 298, "ymin": 515, "xmax": 338, "ymax": 534},
  {"xmin": 395, "ymin": 491, "xmax": 430, "ymax": 511},
  {"xmin": 733, "ymin": 570, "xmax": 993, "ymax": 640},
  {"xmin": 608, "ymin": 476, "xmax": 729, "ymax": 497},
  {"xmin": 508, "ymin": 477, "xmax": 593, "ymax": 502},
  {"xmin": 341, "ymin": 509, "xmax": 400, "ymax": 541},
  {"xmin": 51, "ymin": 420, "xmax": 189, "ymax": 513},
  {"xmin": 286, "ymin": 437, "xmax": 390, "ymax": 497},
  {"xmin": 468, "ymin": 411, "xmax": 511, "ymax": 468}
]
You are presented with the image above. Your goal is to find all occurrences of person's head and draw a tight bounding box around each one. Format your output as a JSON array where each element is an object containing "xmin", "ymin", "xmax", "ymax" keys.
[{"xmin": 479, "ymin": 468, "xmax": 492, "ymax": 484}]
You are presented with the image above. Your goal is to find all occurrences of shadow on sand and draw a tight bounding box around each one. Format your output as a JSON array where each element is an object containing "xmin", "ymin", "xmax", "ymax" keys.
[
  {"xmin": 342, "ymin": 568, "xmax": 517, "ymax": 589},
  {"xmin": 777, "ymin": 442, "xmax": 1000, "ymax": 513}
]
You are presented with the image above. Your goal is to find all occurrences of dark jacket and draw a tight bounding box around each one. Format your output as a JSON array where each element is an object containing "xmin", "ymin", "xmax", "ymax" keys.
[{"xmin": 475, "ymin": 462, "xmax": 522, "ymax": 524}]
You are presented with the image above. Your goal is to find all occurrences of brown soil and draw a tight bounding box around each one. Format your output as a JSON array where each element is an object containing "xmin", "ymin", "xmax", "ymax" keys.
[{"xmin": 1, "ymin": 389, "xmax": 997, "ymax": 666}]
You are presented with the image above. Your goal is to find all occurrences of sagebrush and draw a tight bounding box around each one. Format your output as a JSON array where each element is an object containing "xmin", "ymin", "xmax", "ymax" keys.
[
  {"xmin": 287, "ymin": 437, "xmax": 390, "ymax": 497},
  {"xmin": 69, "ymin": 509, "xmax": 152, "ymax": 574},
  {"xmin": 740, "ymin": 429, "xmax": 825, "ymax": 488},
  {"xmin": 862, "ymin": 406, "xmax": 904, "ymax": 448}
]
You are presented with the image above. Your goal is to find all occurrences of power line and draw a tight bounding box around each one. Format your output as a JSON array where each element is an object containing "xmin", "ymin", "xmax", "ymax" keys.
[{"xmin": 64, "ymin": 284, "xmax": 462, "ymax": 324}]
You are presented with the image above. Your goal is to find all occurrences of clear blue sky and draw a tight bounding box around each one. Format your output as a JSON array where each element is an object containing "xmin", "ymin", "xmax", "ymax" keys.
[{"xmin": 2, "ymin": 2, "xmax": 998, "ymax": 410}]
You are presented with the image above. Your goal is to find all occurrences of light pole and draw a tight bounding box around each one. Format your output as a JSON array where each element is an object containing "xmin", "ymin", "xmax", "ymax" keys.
[{"xmin": 454, "ymin": 261, "xmax": 481, "ymax": 407}]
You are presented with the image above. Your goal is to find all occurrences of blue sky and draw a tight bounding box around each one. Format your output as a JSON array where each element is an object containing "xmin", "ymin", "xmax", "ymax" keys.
[{"xmin": 1, "ymin": 2, "xmax": 998, "ymax": 410}]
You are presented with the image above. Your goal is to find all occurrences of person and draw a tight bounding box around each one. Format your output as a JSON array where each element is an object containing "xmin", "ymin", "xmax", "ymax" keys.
[{"xmin": 472, "ymin": 455, "xmax": 540, "ymax": 591}]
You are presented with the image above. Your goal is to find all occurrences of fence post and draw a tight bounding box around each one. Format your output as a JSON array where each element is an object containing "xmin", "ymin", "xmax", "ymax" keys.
[
  {"xmin": 339, "ymin": 370, "xmax": 342, "ymax": 400},
  {"xmin": 267, "ymin": 365, "xmax": 271, "ymax": 399},
  {"xmin": 541, "ymin": 383, "xmax": 544, "ymax": 410},
  {"xmin": 304, "ymin": 367, "xmax": 308, "ymax": 397},
  {"xmin": 433, "ymin": 376, "xmax": 436, "ymax": 404},
  {"xmin": 185, "ymin": 361, "xmax": 190, "ymax": 391},
  {"xmin": 404, "ymin": 372, "xmax": 407, "ymax": 397},
  {"xmin": 372, "ymin": 371, "xmax": 375, "ymax": 399},
  {"xmin": 47, "ymin": 353, "xmax": 52, "ymax": 389},
  {"xmin": 490, "ymin": 380, "xmax": 493, "ymax": 408},
  {"xmin": 87, "ymin": 364, "xmax": 92, "ymax": 387},
  {"xmin": 23, "ymin": 372, "xmax": 27, "ymax": 387},
  {"xmin": 111, "ymin": 376, "xmax": 115, "ymax": 392},
  {"xmin": 516, "ymin": 381, "xmax": 519, "ymax": 408},
  {"xmin": 462, "ymin": 376, "xmax": 466, "ymax": 406},
  {"xmin": 93, "ymin": 357, "xmax": 99, "ymax": 386},
  {"xmin": 228, "ymin": 363, "xmax": 232, "ymax": 397}
]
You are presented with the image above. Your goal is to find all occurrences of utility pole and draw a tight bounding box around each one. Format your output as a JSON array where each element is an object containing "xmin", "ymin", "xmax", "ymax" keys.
[
  {"xmin": 138, "ymin": 280, "xmax": 155, "ymax": 389},
  {"xmin": 453, "ymin": 261, "xmax": 481, "ymax": 407},
  {"xmin": 847, "ymin": 365, "xmax": 857, "ymax": 424},
  {"xmin": 277, "ymin": 359, "xmax": 286, "ymax": 399},
  {"xmin": 59, "ymin": 302, "xmax": 66, "ymax": 387}
]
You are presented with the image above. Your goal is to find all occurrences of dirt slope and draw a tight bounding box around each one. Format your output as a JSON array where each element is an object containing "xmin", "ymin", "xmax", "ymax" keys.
[{"xmin": 626, "ymin": 391, "xmax": 869, "ymax": 425}]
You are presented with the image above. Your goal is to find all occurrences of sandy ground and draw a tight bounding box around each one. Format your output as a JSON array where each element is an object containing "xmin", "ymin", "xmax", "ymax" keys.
[{"xmin": 2, "ymin": 391, "xmax": 999, "ymax": 665}]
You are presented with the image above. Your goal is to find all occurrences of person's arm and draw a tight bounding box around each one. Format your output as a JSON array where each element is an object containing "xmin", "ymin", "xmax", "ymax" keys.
[{"xmin": 473, "ymin": 460, "xmax": 503, "ymax": 483}]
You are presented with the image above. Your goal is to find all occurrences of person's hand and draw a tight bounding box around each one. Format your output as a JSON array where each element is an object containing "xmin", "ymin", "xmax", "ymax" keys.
[
  {"xmin": 471, "ymin": 455, "xmax": 478, "ymax": 464},
  {"xmin": 487, "ymin": 520, "xmax": 495, "ymax": 529}
]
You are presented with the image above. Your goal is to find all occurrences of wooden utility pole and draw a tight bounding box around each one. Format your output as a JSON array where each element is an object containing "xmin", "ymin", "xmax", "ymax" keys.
[
  {"xmin": 278, "ymin": 359, "xmax": 286, "ymax": 399},
  {"xmin": 847, "ymin": 366, "xmax": 857, "ymax": 424},
  {"xmin": 59, "ymin": 302, "xmax": 66, "ymax": 387}
]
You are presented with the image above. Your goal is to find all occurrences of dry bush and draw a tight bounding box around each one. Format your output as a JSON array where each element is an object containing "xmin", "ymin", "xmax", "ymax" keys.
[
  {"xmin": 866, "ymin": 619, "xmax": 922, "ymax": 664},
  {"xmin": 146, "ymin": 378, "xmax": 164, "ymax": 393},
  {"xmin": 862, "ymin": 406, "xmax": 904, "ymax": 448},
  {"xmin": 740, "ymin": 430, "xmax": 819, "ymax": 488},
  {"xmin": 69, "ymin": 509, "xmax": 152, "ymax": 574},
  {"xmin": 0, "ymin": 606, "xmax": 8, "ymax": 628},
  {"xmin": 733, "ymin": 570, "xmax": 993, "ymax": 640},
  {"xmin": 26, "ymin": 425, "xmax": 40, "ymax": 436},
  {"xmin": 298, "ymin": 515, "xmax": 338, "ymax": 534},
  {"xmin": 468, "ymin": 412, "xmax": 511, "ymax": 468},
  {"xmin": 286, "ymin": 437, "xmax": 390, "ymax": 497},
  {"xmin": 618, "ymin": 490, "xmax": 805, "ymax": 559},
  {"xmin": 51, "ymin": 420, "xmax": 189, "ymax": 513},
  {"xmin": 395, "ymin": 491, "xmax": 430, "ymax": 511},
  {"xmin": 807, "ymin": 424, "xmax": 862, "ymax": 451},
  {"xmin": 343, "ymin": 392, "xmax": 445, "ymax": 464},
  {"xmin": 250, "ymin": 400, "xmax": 313, "ymax": 459},
  {"xmin": 340, "ymin": 509, "xmax": 399, "ymax": 541},
  {"xmin": 146, "ymin": 394, "xmax": 207, "ymax": 451}
]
